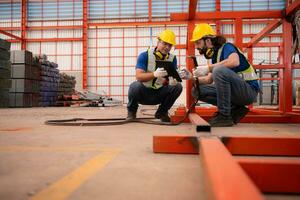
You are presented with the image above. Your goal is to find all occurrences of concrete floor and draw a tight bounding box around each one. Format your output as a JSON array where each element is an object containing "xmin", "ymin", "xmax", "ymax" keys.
[{"xmin": 0, "ymin": 106, "xmax": 299, "ymax": 200}]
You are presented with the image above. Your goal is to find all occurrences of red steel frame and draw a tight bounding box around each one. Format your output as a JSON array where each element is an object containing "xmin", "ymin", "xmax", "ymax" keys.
[{"xmin": 0, "ymin": 0, "xmax": 299, "ymax": 122}]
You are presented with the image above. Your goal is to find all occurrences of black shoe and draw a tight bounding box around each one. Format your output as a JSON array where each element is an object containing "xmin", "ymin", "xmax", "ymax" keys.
[
  {"xmin": 231, "ymin": 106, "xmax": 249, "ymax": 124},
  {"xmin": 127, "ymin": 111, "xmax": 136, "ymax": 120},
  {"xmin": 155, "ymin": 111, "xmax": 171, "ymax": 122},
  {"xmin": 209, "ymin": 113, "xmax": 234, "ymax": 127},
  {"xmin": 208, "ymin": 112, "xmax": 219, "ymax": 124}
]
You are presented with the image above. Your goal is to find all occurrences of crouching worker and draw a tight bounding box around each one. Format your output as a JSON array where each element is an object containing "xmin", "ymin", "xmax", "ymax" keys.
[
  {"xmin": 190, "ymin": 23, "xmax": 260, "ymax": 127},
  {"xmin": 127, "ymin": 29, "xmax": 190, "ymax": 122}
]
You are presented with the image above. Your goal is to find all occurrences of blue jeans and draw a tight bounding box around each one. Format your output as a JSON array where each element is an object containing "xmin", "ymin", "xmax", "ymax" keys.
[
  {"xmin": 127, "ymin": 81, "xmax": 182, "ymax": 114},
  {"xmin": 192, "ymin": 67, "xmax": 258, "ymax": 116}
]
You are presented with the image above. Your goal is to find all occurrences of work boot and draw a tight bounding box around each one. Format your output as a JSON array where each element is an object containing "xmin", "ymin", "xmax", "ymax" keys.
[
  {"xmin": 209, "ymin": 113, "xmax": 234, "ymax": 127},
  {"xmin": 126, "ymin": 111, "xmax": 136, "ymax": 120},
  {"xmin": 155, "ymin": 111, "xmax": 171, "ymax": 122},
  {"xmin": 231, "ymin": 106, "xmax": 249, "ymax": 124},
  {"xmin": 208, "ymin": 112, "xmax": 219, "ymax": 124}
]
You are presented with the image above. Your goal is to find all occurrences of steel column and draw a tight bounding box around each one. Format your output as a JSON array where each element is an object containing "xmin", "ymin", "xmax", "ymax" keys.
[
  {"xmin": 21, "ymin": 0, "xmax": 27, "ymax": 50},
  {"xmin": 82, "ymin": 0, "xmax": 88, "ymax": 89}
]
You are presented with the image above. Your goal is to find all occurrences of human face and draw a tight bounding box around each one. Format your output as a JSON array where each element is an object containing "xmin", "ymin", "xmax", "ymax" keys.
[{"xmin": 157, "ymin": 40, "xmax": 173, "ymax": 55}]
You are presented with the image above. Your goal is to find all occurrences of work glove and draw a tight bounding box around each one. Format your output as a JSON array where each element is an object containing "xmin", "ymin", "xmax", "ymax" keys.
[
  {"xmin": 168, "ymin": 77, "xmax": 178, "ymax": 86},
  {"xmin": 193, "ymin": 65, "xmax": 209, "ymax": 77},
  {"xmin": 153, "ymin": 67, "xmax": 168, "ymax": 78},
  {"xmin": 177, "ymin": 68, "xmax": 192, "ymax": 80}
]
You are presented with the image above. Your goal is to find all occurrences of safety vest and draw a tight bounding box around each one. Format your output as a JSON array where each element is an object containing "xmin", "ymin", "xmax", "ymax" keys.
[
  {"xmin": 143, "ymin": 48, "xmax": 175, "ymax": 89},
  {"xmin": 217, "ymin": 43, "xmax": 258, "ymax": 81}
]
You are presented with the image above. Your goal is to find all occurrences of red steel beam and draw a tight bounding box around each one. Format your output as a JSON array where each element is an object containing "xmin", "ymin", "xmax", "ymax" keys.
[
  {"xmin": 153, "ymin": 135, "xmax": 198, "ymax": 154},
  {"xmin": 89, "ymin": 21, "xmax": 187, "ymax": 28},
  {"xmin": 222, "ymin": 136, "xmax": 300, "ymax": 156},
  {"xmin": 148, "ymin": 0, "xmax": 152, "ymax": 21},
  {"xmin": 285, "ymin": 0, "xmax": 300, "ymax": 17},
  {"xmin": 188, "ymin": 0, "xmax": 197, "ymax": 20},
  {"xmin": 188, "ymin": 113, "xmax": 211, "ymax": 132},
  {"xmin": 171, "ymin": 11, "xmax": 282, "ymax": 21},
  {"xmin": 186, "ymin": 21, "xmax": 195, "ymax": 109},
  {"xmin": 283, "ymin": 20, "xmax": 293, "ymax": 113},
  {"xmin": 237, "ymin": 158, "xmax": 300, "ymax": 193},
  {"xmin": 21, "ymin": 0, "xmax": 27, "ymax": 50},
  {"xmin": 199, "ymin": 137, "xmax": 264, "ymax": 200},
  {"xmin": 235, "ymin": 18, "xmax": 243, "ymax": 49},
  {"xmin": 26, "ymin": 38, "xmax": 82, "ymax": 42},
  {"xmin": 0, "ymin": 29, "xmax": 22, "ymax": 40},
  {"xmin": 82, "ymin": 0, "xmax": 88, "ymax": 89},
  {"xmin": 246, "ymin": 19, "xmax": 282, "ymax": 48},
  {"xmin": 27, "ymin": 26, "xmax": 82, "ymax": 30}
]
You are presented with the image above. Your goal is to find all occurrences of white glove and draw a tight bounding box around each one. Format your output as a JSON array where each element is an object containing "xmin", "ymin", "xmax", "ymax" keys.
[
  {"xmin": 153, "ymin": 68, "xmax": 168, "ymax": 78},
  {"xmin": 177, "ymin": 68, "xmax": 191, "ymax": 80},
  {"xmin": 193, "ymin": 65, "xmax": 209, "ymax": 77},
  {"xmin": 168, "ymin": 77, "xmax": 178, "ymax": 86}
]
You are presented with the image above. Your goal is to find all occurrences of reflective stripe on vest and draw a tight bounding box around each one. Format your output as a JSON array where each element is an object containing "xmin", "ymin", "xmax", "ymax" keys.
[
  {"xmin": 217, "ymin": 43, "xmax": 258, "ymax": 81},
  {"xmin": 143, "ymin": 49, "xmax": 175, "ymax": 89}
]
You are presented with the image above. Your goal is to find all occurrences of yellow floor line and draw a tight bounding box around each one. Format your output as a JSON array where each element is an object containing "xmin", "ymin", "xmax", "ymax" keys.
[{"xmin": 30, "ymin": 150, "xmax": 120, "ymax": 200}]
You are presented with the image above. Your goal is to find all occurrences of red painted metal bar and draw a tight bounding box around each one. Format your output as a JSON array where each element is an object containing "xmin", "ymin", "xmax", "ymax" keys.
[
  {"xmin": 82, "ymin": 0, "xmax": 88, "ymax": 89},
  {"xmin": 283, "ymin": 20, "xmax": 293, "ymax": 113},
  {"xmin": 237, "ymin": 158, "xmax": 300, "ymax": 193},
  {"xmin": 246, "ymin": 19, "xmax": 282, "ymax": 48},
  {"xmin": 0, "ymin": 29, "xmax": 22, "ymax": 40},
  {"xmin": 235, "ymin": 18, "xmax": 243, "ymax": 49},
  {"xmin": 221, "ymin": 136, "xmax": 300, "ymax": 156},
  {"xmin": 285, "ymin": 0, "xmax": 300, "ymax": 17},
  {"xmin": 26, "ymin": 38, "xmax": 82, "ymax": 42},
  {"xmin": 148, "ymin": 0, "xmax": 152, "ymax": 21},
  {"xmin": 188, "ymin": 113, "xmax": 211, "ymax": 132},
  {"xmin": 27, "ymin": 26, "xmax": 82, "ymax": 30},
  {"xmin": 171, "ymin": 11, "xmax": 282, "ymax": 21},
  {"xmin": 186, "ymin": 21, "xmax": 195, "ymax": 109},
  {"xmin": 153, "ymin": 135, "xmax": 198, "ymax": 154},
  {"xmin": 89, "ymin": 21, "xmax": 187, "ymax": 28},
  {"xmin": 199, "ymin": 137, "xmax": 264, "ymax": 200},
  {"xmin": 188, "ymin": 0, "xmax": 197, "ymax": 20},
  {"xmin": 21, "ymin": 0, "xmax": 27, "ymax": 50}
]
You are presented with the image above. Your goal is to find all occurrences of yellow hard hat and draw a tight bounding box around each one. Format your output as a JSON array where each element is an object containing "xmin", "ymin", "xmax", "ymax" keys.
[
  {"xmin": 158, "ymin": 29, "xmax": 176, "ymax": 45},
  {"xmin": 190, "ymin": 23, "xmax": 216, "ymax": 42}
]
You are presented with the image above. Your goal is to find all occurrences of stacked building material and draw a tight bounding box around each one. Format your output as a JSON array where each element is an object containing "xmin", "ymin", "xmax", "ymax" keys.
[
  {"xmin": 9, "ymin": 50, "xmax": 40, "ymax": 107},
  {"xmin": 0, "ymin": 39, "xmax": 12, "ymax": 108},
  {"xmin": 56, "ymin": 73, "xmax": 76, "ymax": 106},
  {"xmin": 38, "ymin": 55, "xmax": 60, "ymax": 107}
]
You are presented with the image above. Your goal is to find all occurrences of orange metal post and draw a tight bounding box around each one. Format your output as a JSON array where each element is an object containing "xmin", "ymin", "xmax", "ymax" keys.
[
  {"xmin": 237, "ymin": 158, "xmax": 300, "ymax": 193},
  {"xmin": 82, "ymin": 0, "xmax": 88, "ymax": 89},
  {"xmin": 21, "ymin": 0, "xmax": 27, "ymax": 50},
  {"xmin": 199, "ymin": 137, "xmax": 264, "ymax": 200},
  {"xmin": 153, "ymin": 135, "xmax": 198, "ymax": 154},
  {"xmin": 222, "ymin": 136, "xmax": 300, "ymax": 156}
]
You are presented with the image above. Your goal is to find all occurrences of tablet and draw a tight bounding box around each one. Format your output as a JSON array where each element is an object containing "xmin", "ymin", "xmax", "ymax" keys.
[{"xmin": 155, "ymin": 60, "xmax": 182, "ymax": 82}]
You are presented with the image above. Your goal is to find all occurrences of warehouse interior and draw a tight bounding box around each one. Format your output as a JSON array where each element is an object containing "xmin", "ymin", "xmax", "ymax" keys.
[{"xmin": 0, "ymin": 0, "xmax": 300, "ymax": 200}]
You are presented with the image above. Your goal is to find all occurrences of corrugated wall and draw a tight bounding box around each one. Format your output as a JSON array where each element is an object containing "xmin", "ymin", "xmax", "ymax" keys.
[{"xmin": 0, "ymin": 0, "xmax": 290, "ymax": 105}]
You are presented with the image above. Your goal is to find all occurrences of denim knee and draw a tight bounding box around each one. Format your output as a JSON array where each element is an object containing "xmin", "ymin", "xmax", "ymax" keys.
[
  {"xmin": 212, "ymin": 66, "xmax": 230, "ymax": 80},
  {"xmin": 128, "ymin": 81, "xmax": 143, "ymax": 96},
  {"xmin": 173, "ymin": 84, "xmax": 183, "ymax": 96}
]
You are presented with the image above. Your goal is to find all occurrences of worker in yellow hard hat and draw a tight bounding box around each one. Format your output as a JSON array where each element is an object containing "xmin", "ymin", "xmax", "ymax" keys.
[
  {"xmin": 191, "ymin": 23, "xmax": 260, "ymax": 127},
  {"xmin": 126, "ymin": 29, "xmax": 190, "ymax": 122}
]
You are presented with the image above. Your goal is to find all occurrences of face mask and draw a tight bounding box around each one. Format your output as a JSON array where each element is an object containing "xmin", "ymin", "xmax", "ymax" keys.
[
  {"xmin": 154, "ymin": 49, "xmax": 168, "ymax": 60},
  {"xmin": 197, "ymin": 47, "xmax": 214, "ymax": 59}
]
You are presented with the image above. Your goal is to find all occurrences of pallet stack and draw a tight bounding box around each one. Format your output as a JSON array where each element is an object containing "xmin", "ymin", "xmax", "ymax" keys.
[
  {"xmin": 9, "ymin": 50, "xmax": 40, "ymax": 107},
  {"xmin": 38, "ymin": 55, "xmax": 60, "ymax": 107},
  {"xmin": 0, "ymin": 39, "xmax": 12, "ymax": 108}
]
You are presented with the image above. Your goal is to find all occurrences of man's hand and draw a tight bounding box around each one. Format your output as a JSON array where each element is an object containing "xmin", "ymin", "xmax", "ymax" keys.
[
  {"xmin": 153, "ymin": 68, "xmax": 168, "ymax": 78},
  {"xmin": 177, "ymin": 68, "xmax": 191, "ymax": 80},
  {"xmin": 193, "ymin": 65, "xmax": 209, "ymax": 77},
  {"xmin": 168, "ymin": 77, "xmax": 178, "ymax": 86}
]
